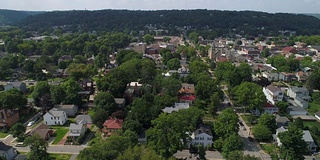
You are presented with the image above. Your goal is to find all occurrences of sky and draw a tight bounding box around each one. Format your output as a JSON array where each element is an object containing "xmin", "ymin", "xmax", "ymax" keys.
[{"xmin": 0, "ymin": 0, "xmax": 320, "ymax": 13}]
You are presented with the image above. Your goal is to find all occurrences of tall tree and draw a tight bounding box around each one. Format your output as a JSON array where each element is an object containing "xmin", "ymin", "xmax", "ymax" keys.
[
  {"xmin": 252, "ymin": 124, "xmax": 272, "ymax": 141},
  {"xmin": 147, "ymin": 107, "xmax": 204, "ymax": 158},
  {"xmin": 32, "ymin": 81, "xmax": 51, "ymax": 101},
  {"xmin": 278, "ymin": 125, "xmax": 308, "ymax": 160},
  {"xmin": 0, "ymin": 89, "xmax": 27, "ymax": 110},
  {"xmin": 94, "ymin": 92, "xmax": 117, "ymax": 115},
  {"xmin": 234, "ymin": 82, "xmax": 266, "ymax": 112},
  {"xmin": 257, "ymin": 113, "xmax": 277, "ymax": 133},
  {"xmin": 61, "ymin": 78, "xmax": 82, "ymax": 105},
  {"xmin": 214, "ymin": 108, "xmax": 239, "ymax": 138},
  {"xmin": 222, "ymin": 133, "xmax": 244, "ymax": 158},
  {"xmin": 24, "ymin": 134, "xmax": 49, "ymax": 160}
]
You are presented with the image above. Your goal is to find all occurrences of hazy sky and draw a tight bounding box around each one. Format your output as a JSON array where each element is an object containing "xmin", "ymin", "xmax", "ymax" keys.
[{"xmin": 0, "ymin": 0, "xmax": 319, "ymax": 13}]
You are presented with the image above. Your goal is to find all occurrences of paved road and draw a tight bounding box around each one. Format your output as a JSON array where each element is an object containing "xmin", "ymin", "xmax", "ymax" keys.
[{"xmin": 15, "ymin": 145, "xmax": 87, "ymax": 154}]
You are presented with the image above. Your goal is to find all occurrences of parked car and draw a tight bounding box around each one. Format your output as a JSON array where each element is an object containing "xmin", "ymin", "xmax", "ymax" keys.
[
  {"xmin": 27, "ymin": 121, "xmax": 35, "ymax": 127},
  {"xmin": 239, "ymin": 121, "xmax": 244, "ymax": 126}
]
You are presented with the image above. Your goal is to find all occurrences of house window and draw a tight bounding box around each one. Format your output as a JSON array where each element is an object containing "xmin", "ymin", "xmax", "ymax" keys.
[
  {"xmin": 200, "ymin": 137, "xmax": 204, "ymax": 140},
  {"xmin": 57, "ymin": 117, "xmax": 59, "ymax": 120},
  {"xmin": 54, "ymin": 117, "xmax": 56, "ymax": 120},
  {"xmin": 195, "ymin": 137, "xmax": 199, "ymax": 140},
  {"xmin": 207, "ymin": 137, "xmax": 211, "ymax": 140},
  {"xmin": 51, "ymin": 117, "xmax": 53, "ymax": 120},
  {"xmin": 55, "ymin": 121, "xmax": 57, "ymax": 124}
]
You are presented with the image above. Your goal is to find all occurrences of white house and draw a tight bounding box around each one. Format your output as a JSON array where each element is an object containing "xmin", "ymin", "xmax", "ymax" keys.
[
  {"xmin": 275, "ymin": 126, "xmax": 317, "ymax": 152},
  {"xmin": 68, "ymin": 119, "xmax": 87, "ymax": 138},
  {"xmin": 4, "ymin": 81, "xmax": 27, "ymax": 93},
  {"xmin": 43, "ymin": 108, "xmax": 67, "ymax": 126},
  {"xmin": 264, "ymin": 103, "xmax": 279, "ymax": 114},
  {"xmin": 263, "ymin": 85, "xmax": 283, "ymax": 105},
  {"xmin": 162, "ymin": 103, "xmax": 190, "ymax": 114},
  {"xmin": 190, "ymin": 124, "xmax": 213, "ymax": 147},
  {"xmin": 287, "ymin": 87, "xmax": 310, "ymax": 109},
  {"xmin": 262, "ymin": 72, "xmax": 279, "ymax": 81}
]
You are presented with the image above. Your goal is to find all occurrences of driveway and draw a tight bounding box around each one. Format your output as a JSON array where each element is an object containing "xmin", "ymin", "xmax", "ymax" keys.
[{"xmin": 15, "ymin": 145, "xmax": 88, "ymax": 154}]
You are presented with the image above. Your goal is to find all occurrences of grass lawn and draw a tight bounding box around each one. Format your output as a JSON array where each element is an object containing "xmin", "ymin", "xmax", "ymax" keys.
[
  {"xmin": 88, "ymin": 130, "xmax": 103, "ymax": 146},
  {"xmin": 88, "ymin": 108, "xmax": 94, "ymax": 117},
  {"xmin": 50, "ymin": 153, "xmax": 72, "ymax": 160},
  {"xmin": 68, "ymin": 117, "xmax": 76, "ymax": 123},
  {"xmin": 51, "ymin": 127, "xmax": 69, "ymax": 145},
  {"xmin": 0, "ymin": 132, "xmax": 9, "ymax": 138},
  {"xmin": 308, "ymin": 102, "xmax": 320, "ymax": 116},
  {"xmin": 303, "ymin": 121, "xmax": 320, "ymax": 130},
  {"xmin": 260, "ymin": 143, "xmax": 279, "ymax": 155}
]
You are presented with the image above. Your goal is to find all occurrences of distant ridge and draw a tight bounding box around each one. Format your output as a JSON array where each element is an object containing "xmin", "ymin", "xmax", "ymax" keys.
[
  {"xmin": 0, "ymin": 9, "xmax": 44, "ymax": 25},
  {"xmin": 1, "ymin": 9, "xmax": 320, "ymax": 36}
]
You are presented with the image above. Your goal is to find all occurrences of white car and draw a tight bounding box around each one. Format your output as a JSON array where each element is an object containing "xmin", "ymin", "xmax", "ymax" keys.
[{"xmin": 27, "ymin": 121, "xmax": 35, "ymax": 127}]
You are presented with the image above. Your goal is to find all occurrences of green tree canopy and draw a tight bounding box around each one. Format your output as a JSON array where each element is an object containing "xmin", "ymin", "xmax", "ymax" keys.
[
  {"xmin": 24, "ymin": 134, "xmax": 49, "ymax": 160},
  {"xmin": 0, "ymin": 89, "xmax": 27, "ymax": 110},
  {"xmin": 214, "ymin": 108, "xmax": 239, "ymax": 138}
]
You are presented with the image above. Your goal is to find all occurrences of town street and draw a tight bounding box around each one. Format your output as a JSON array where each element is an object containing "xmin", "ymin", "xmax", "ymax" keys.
[{"xmin": 15, "ymin": 145, "xmax": 87, "ymax": 154}]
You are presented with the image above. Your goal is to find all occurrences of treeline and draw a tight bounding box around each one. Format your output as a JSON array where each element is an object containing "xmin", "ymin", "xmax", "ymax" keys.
[
  {"xmin": 18, "ymin": 9, "xmax": 320, "ymax": 36},
  {"xmin": 0, "ymin": 9, "xmax": 42, "ymax": 26}
]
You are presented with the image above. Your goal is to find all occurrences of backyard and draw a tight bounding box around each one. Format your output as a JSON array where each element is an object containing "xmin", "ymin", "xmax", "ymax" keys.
[
  {"xmin": 51, "ymin": 126, "xmax": 69, "ymax": 145},
  {"xmin": 0, "ymin": 132, "xmax": 9, "ymax": 138},
  {"xmin": 308, "ymin": 102, "xmax": 320, "ymax": 116}
]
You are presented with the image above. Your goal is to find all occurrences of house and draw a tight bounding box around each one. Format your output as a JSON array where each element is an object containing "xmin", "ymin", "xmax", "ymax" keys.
[
  {"xmin": 286, "ymin": 106, "xmax": 307, "ymax": 116},
  {"xmin": 287, "ymin": 87, "xmax": 310, "ymax": 101},
  {"xmin": 263, "ymin": 85, "xmax": 283, "ymax": 105},
  {"xmin": 129, "ymin": 42, "xmax": 147, "ymax": 54},
  {"xmin": 179, "ymin": 83, "xmax": 195, "ymax": 95},
  {"xmin": 28, "ymin": 124, "xmax": 53, "ymax": 141},
  {"xmin": 162, "ymin": 103, "xmax": 190, "ymax": 113},
  {"xmin": 58, "ymin": 55, "xmax": 72, "ymax": 64},
  {"xmin": 114, "ymin": 98, "xmax": 126, "ymax": 108},
  {"xmin": 54, "ymin": 104, "xmax": 78, "ymax": 117},
  {"xmin": 124, "ymin": 82, "xmax": 143, "ymax": 104},
  {"xmin": 43, "ymin": 108, "xmax": 67, "ymax": 125},
  {"xmin": 68, "ymin": 119, "xmax": 87, "ymax": 138},
  {"xmin": 279, "ymin": 72, "xmax": 296, "ymax": 82},
  {"xmin": 179, "ymin": 95, "xmax": 196, "ymax": 105},
  {"xmin": 190, "ymin": 124, "xmax": 213, "ymax": 147},
  {"xmin": 0, "ymin": 142, "xmax": 17, "ymax": 160},
  {"xmin": 275, "ymin": 115, "xmax": 290, "ymax": 128},
  {"xmin": 75, "ymin": 115, "xmax": 92, "ymax": 124},
  {"xmin": 102, "ymin": 117, "xmax": 123, "ymax": 137},
  {"xmin": 178, "ymin": 66, "xmax": 189, "ymax": 77},
  {"xmin": 264, "ymin": 103, "xmax": 279, "ymax": 114},
  {"xmin": 275, "ymin": 127, "xmax": 317, "ymax": 152},
  {"xmin": 296, "ymin": 71, "xmax": 308, "ymax": 82},
  {"xmin": 262, "ymin": 72, "xmax": 279, "ymax": 81},
  {"xmin": 4, "ymin": 82, "xmax": 27, "ymax": 93},
  {"xmin": 0, "ymin": 109, "xmax": 19, "ymax": 128},
  {"xmin": 282, "ymin": 46, "xmax": 297, "ymax": 55},
  {"xmin": 287, "ymin": 86, "xmax": 310, "ymax": 109},
  {"xmin": 315, "ymin": 111, "xmax": 320, "ymax": 121}
]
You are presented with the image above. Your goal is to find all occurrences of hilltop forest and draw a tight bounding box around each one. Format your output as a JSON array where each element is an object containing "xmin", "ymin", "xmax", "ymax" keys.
[{"xmin": 0, "ymin": 9, "xmax": 319, "ymax": 37}]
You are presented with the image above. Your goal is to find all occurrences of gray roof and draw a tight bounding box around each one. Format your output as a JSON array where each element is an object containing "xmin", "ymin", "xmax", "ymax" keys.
[
  {"xmin": 75, "ymin": 115, "xmax": 92, "ymax": 124},
  {"xmin": 48, "ymin": 108, "xmax": 65, "ymax": 117},
  {"xmin": 276, "ymin": 126, "xmax": 286, "ymax": 134},
  {"xmin": 7, "ymin": 81, "xmax": 24, "ymax": 88},
  {"xmin": 194, "ymin": 124, "xmax": 213, "ymax": 137},
  {"xmin": 54, "ymin": 104, "xmax": 76, "ymax": 109},
  {"xmin": 266, "ymin": 85, "xmax": 281, "ymax": 93},
  {"xmin": 15, "ymin": 154, "xmax": 27, "ymax": 160},
  {"xmin": 303, "ymin": 130, "xmax": 314, "ymax": 143},
  {"xmin": 290, "ymin": 86, "xmax": 309, "ymax": 93},
  {"xmin": 69, "ymin": 123, "xmax": 84, "ymax": 130},
  {"xmin": 162, "ymin": 103, "xmax": 190, "ymax": 114},
  {"xmin": 0, "ymin": 142, "xmax": 11, "ymax": 151},
  {"xmin": 276, "ymin": 115, "xmax": 290, "ymax": 123},
  {"xmin": 287, "ymin": 106, "xmax": 307, "ymax": 112},
  {"xmin": 114, "ymin": 98, "xmax": 125, "ymax": 104}
]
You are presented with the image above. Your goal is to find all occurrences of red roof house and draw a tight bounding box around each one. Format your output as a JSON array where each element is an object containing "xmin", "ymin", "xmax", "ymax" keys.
[
  {"xmin": 282, "ymin": 47, "xmax": 297, "ymax": 55},
  {"xmin": 179, "ymin": 95, "xmax": 197, "ymax": 105},
  {"xmin": 102, "ymin": 117, "xmax": 123, "ymax": 137}
]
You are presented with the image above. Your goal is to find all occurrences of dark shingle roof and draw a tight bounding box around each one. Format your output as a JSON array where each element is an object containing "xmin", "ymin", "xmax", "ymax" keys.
[{"xmin": 0, "ymin": 142, "xmax": 12, "ymax": 151}]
